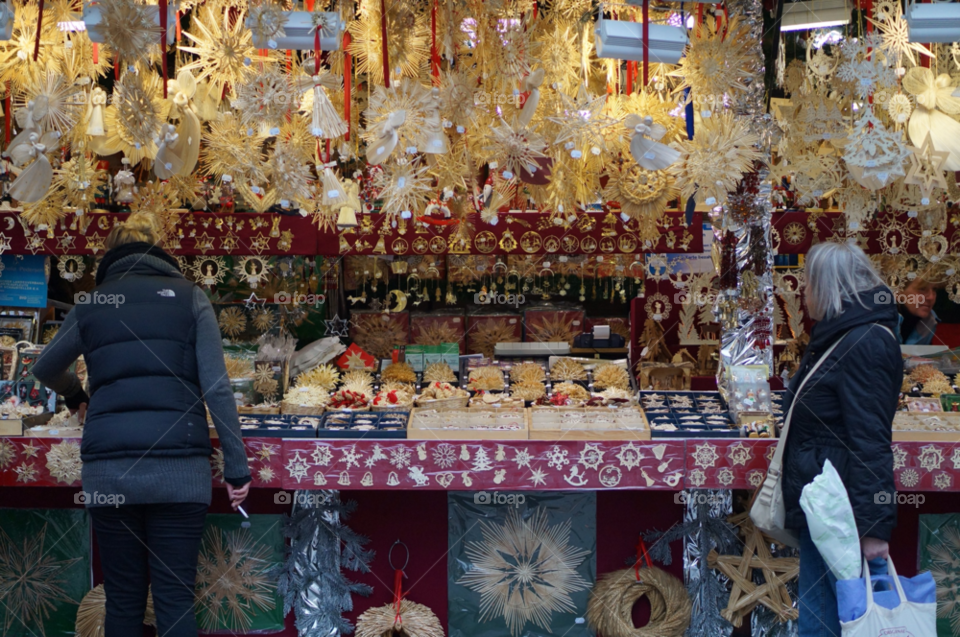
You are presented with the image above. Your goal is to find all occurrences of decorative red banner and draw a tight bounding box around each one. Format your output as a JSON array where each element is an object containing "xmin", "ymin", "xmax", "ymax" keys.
[{"xmin": 319, "ymin": 211, "xmax": 704, "ymax": 256}]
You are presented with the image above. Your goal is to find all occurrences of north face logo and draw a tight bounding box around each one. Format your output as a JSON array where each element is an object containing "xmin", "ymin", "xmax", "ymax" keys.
[{"xmin": 157, "ymin": 289, "xmax": 176, "ymax": 298}]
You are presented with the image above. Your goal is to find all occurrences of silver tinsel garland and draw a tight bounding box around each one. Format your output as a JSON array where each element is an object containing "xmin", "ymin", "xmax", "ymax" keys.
[{"xmin": 277, "ymin": 490, "xmax": 374, "ymax": 637}]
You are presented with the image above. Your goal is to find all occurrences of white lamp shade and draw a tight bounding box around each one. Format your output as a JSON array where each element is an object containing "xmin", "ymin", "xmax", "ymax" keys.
[
  {"xmin": 595, "ymin": 17, "xmax": 688, "ymax": 64},
  {"xmin": 780, "ymin": 0, "xmax": 850, "ymax": 32},
  {"xmin": 906, "ymin": 0, "xmax": 960, "ymax": 43},
  {"xmin": 246, "ymin": 11, "xmax": 343, "ymax": 51}
]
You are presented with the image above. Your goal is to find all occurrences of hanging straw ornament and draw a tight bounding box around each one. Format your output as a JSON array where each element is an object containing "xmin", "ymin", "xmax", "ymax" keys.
[
  {"xmin": 902, "ymin": 67, "xmax": 960, "ymax": 171},
  {"xmin": 421, "ymin": 90, "xmax": 448, "ymax": 155},
  {"xmin": 439, "ymin": 64, "xmax": 479, "ymax": 133},
  {"xmin": 233, "ymin": 66, "xmax": 299, "ymax": 133},
  {"xmin": 336, "ymin": 177, "xmax": 363, "ymax": 229},
  {"xmin": 86, "ymin": 87, "xmax": 107, "ymax": 136},
  {"xmin": 672, "ymin": 112, "xmax": 762, "ymax": 205},
  {"xmin": 4, "ymin": 99, "xmax": 45, "ymax": 161},
  {"xmin": 269, "ymin": 138, "xmax": 314, "ymax": 204},
  {"xmin": 179, "ymin": 3, "xmax": 265, "ymax": 91},
  {"xmin": 843, "ymin": 107, "xmax": 912, "ymax": 190},
  {"xmin": 518, "ymin": 68, "xmax": 545, "ymax": 128},
  {"xmin": 298, "ymin": 70, "xmax": 348, "ymax": 139},
  {"xmin": 17, "ymin": 71, "xmax": 83, "ymax": 135},
  {"xmin": 104, "ymin": 69, "xmax": 171, "ymax": 164},
  {"xmin": 482, "ymin": 118, "xmax": 549, "ymax": 181},
  {"xmin": 348, "ymin": 0, "xmax": 430, "ymax": 87},
  {"xmin": 363, "ymin": 78, "xmax": 435, "ymax": 163},
  {"xmin": 96, "ymin": 0, "xmax": 162, "ymax": 65},
  {"xmin": 672, "ymin": 15, "xmax": 757, "ymax": 113},
  {"xmin": 0, "ymin": 2, "xmax": 59, "ymax": 92},
  {"xmin": 153, "ymin": 123, "xmax": 184, "ymax": 180},
  {"xmin": 318, "ymin": 162, "xmax": 349, "ymax": 208},
  {"xmin": 248, "ymin": 0, "xmax": 287, "ymax": 49},
  {"xmin": 9, "ymin": 130, "xmax": 61, "ymax": 203},
  {"xmin": 625, "ymin": 115, "xmax": 681, "ymax": 171},
  {"xmin": 201, "ymin": 113, "xmax": 269, "ymax": 184},
  {"xmin": 166, "ymin": 70, "xmax": 202, "ymax": 176},
  {"xmin": 375, "ymin": 160, "xmax": 432, "ymax": 220}
]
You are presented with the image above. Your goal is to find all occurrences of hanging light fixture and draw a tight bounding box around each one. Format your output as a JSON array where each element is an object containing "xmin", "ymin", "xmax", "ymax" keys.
[{"xmin": 780, "ymin": 0, "xmax": 851, "ymax": 32}]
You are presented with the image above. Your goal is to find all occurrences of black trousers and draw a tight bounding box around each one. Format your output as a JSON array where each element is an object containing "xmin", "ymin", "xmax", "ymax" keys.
[{"xmin": 88, "ymin": 503, "xmax": 208, "ymax": 637}]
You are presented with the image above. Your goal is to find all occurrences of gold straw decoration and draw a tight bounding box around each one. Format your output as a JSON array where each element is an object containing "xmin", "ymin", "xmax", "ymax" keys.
[
  {"xmin": 467, "ymin": 366, "xmax": 505, "ymax": 391},
  {"xmin": 415, "ymin": 322, "xmax": 461, "ymax": 346},
  {"xmin": 180, "ymin": 3, "xmax": 267, "ymax": 91},
  {"xmin": 357, "ymin": 599, "xmax": 444, "ymax": 637},
  {"xmin": 96, "ymin": 0, "xmax": 162, "ymax": 65},
  {"xmin": 511, "ymin": 382, "xmax": 546, "ymax": 401},
  {"xmin": 511, "ymin": 362, "xmax": 546, "ymax": 384},
  {"xmin": 552, "ymin": 381, "xmax": 590, "ymax": 402},
  {"xmin": 76, "ymin": 584, "xmax": 156, "ymax": 637},
  {"xmin": 348, "ymin": 0, "xmax": 429, "ymax": 87},
  {"xmin": 673, "ymin": 15, "xmax": 757, "ymax": 109},
  {"xmin": 351, "ymin": 314, "xmax": 409, "ymax": 360},
  {"xmin": 233, "ymin": 67, "xmax": 300, "ymax": 130},
  {"xmin": 672, "ymin": 112, "xmax": 762, "ymax": 205},
  {"xmin": 469, "ymin": 319, "xmax": 520, "ymax": 358},
  {"xmin": 423, "ymin": 362, "xmax": 457, "ymax": 383},
  {"xmin": 382, "ymin": 362, "xmax": 418, "ymax": 383},
  {"xmin": 225, "ymin": 354, "xmax": 254, "ymax": 379},
  {"xmin": 341, "ymin": 370, "xmax": 375, "ymax": 396},
  {"xmin": 296, "ymin": 364, "xmax": 341, "ymax": 391},
  {"xmin": 201, "ymin": 113, "xmax": 269, "ymax": 183},
  {"xmin": 218, "ymin": 307, "xmax": 247, "ymax": 338},
  {"xmin": 551, "ymin": 358, "xmax": 587, "ymax": 381},
  {"xmin": 528, "ymin": 315, "xmax": 578, "ymax": 345},
  {"xmin": 105, "ymin": 69, "xmax": 170, "ymax": 164},
  {"xmin": 593, "ymin": 364, "xmax": 630, "ymax": 390}
]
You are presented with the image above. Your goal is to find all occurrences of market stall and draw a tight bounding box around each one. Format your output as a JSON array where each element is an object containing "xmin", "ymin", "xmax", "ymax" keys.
[{"xmin": 2, "ymin": 0, "xmax": 960, "ymax": 635}]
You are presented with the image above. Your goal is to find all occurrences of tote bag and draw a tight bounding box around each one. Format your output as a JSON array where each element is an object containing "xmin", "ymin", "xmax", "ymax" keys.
[
  {"xmin": 839, "ymin": 557, "xmax": 936, "ymax": 637},
  {"xmin": 750, "ymin": 333, "xmax": 849, "ymax": 548}
]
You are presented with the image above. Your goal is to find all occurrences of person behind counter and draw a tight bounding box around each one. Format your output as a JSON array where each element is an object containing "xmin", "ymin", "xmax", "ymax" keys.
[{"xmin": 898, "ymin": 276, "xmax": 939, "ymax": 345}]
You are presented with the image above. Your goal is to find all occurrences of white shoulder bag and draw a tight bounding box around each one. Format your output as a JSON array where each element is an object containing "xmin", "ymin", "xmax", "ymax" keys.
[
  {"xmin": 749, "ymin": 332, "xmax": 850, "ymax": 548},
  {"xmin": 750, "ymin": 324, "xmax": 895, "ymax": 548}
]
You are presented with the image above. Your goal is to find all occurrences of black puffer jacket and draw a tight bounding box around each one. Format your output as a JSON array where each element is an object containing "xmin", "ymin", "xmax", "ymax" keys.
[{"xmin": 782, "ymin": 286, "xmax": 902, "ymax": 541}]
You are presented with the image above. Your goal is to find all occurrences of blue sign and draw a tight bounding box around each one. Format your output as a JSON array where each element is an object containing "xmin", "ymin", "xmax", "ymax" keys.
[{"xmin": 0, "ymin": 255, "xmax": 47, "ymax": 308}]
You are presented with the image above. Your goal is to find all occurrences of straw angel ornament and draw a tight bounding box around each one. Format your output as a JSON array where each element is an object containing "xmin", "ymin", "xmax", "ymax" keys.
[
  {"xmin": 153, "ymin": 123, "xmax": 184, "ymax": 180},
  {"xmin": 297, "ymin": 63, "xmax": 348, "ymax": 140},
  {"xmin": 625, "ymin": 114, "xmax": 681, "ymax": 171},
  {"xmin": 86, "ymin": 86, "xmax": 107, "ymax": 136},
  {"xmin": 902, "ymin": 67, "xmax": 960, "ymax": 171},
  {"xmin": 366, "ymin": 110, "xmax": 406, "ymax": 165},
  {"xmin": 8, "ymin": 130, "xmax": 61, "ymax": 203},
  {"xmin": 167, "ymin": 70, "xmax": 203, "ymax": 176}
]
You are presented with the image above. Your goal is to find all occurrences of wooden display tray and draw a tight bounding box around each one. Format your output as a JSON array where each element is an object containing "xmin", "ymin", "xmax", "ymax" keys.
[
  {"xmin": 892, "ymin": 412, "xmax": 960, "ymax": 441},
  {"xmin": 528, "ymin": 406, "xmax": 649, "ymax": 440},
  {"xmin": 407, "ymin": 407, "xmax": 529, "ymax": 440}
]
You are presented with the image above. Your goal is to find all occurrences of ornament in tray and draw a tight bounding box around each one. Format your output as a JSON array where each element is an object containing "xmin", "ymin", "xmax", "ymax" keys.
[
  {"xmin": 336, "ymin": 343, "xmax": 377, "ymax": 371},
  {"xmin": 328, "ymin": 389, "xmax": 370, "ymax": 411}
]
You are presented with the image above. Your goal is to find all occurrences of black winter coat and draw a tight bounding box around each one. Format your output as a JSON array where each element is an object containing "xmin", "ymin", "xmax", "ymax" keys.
[{"xmin": 782, "ymin": 286, "xmax": 902, "ymax": 541}]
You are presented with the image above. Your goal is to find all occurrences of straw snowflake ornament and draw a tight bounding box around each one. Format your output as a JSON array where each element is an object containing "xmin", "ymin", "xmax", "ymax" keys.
[
  {"xmin": 348, "ymin": 0, "xmax": 429, "ymax": 86},
  {"xmin": 415, "ymin": 322, "xmax": 462, "ymax": 346},
  {"xmin": 470, "ymin": 319, "xmax": 520, "ymax": 357},
  {"xmin": 16, "ymin": 71, "xmax": 83, "ymax": 135},
  {"xmin": 97, "ymin": 0, "xmax": 162, "ymax": 65},
  {"xmin": 268, "ymin": 138, "xmax": 313, "ymax": 204},
  {"xmin": 247, "ymin": 1, "xmax": 287, "ymax": 46},
  {"xmin": 374, "ymin": 161, "xmax": 432, "ymax": 219},
  {"xmin": 363, "ymin": 78, "xmax": 437, "ymax": 161},
  {"xmin": 201, "ymin": 113, "xmax": 269, "ymax": 183},
  {"xmin": 672, "ymin": 112, "xmax": 762, "ymax": 205},
  {"xmin": 219, "ymin": 307, "xmax": 247, "ymax": 338},
  {"xmin": 0, "ymin": 2, "xmax": 59, "ymax": 91},
  {"xmin": 674, "ymin": 16, "xmax": 757, "ymax": 109},
  {"xmin": 233, "ymin": 67, "xmax": 299, "ymax": 132},
  {"xmin": 180, "ymin": 3, "xmax": 266, "ymax": 91},
  {"xmin": 482, "ymin": 119, "xmax": 549, "ymax": 179},
  {"xmin": 106, "ymin": 70, "xmax": 170, "ymax": 164},
  {"xmin": 603, "ymin": 162, "xmax": 677, "ymax": 225}
]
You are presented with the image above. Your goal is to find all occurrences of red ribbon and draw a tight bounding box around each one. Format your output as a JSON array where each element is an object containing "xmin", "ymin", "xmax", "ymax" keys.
[
  {"xmin": 92, "ymin": 43, "xmax": 99, "ymax": 65},
  {"xmin": 315, "ymin": 25, "xmax": 322, "ymax": 71},
  {"xmin": 344, "ymin": 31, "xmax": 352, "ymax": 141},
  {"xmin": 430, "ymin": 0, "xmax": 440, "ymax": 86},
  {"xmin": 176, "ymin": 10, "xmax": 181, "ymax": 41},
  {"xmin": 393, "ymin": 568, "xmax": 405, "ymax": 625},
  {"xmin": 4, "ymin": 95, "xmax": 10, "ymax": 145},
  {"xmin": 380, "ymin": 0, "xmax": 390, "ymax": 87},
  {"xmin": 160, "ymin": 0, "xmax": 168, "ymax": 98},
  {"xmin": 417, "ymin": 215, "xmax": 460, "ymax": 226},
  {"xmin": 634, "ymin": 538, "xmax": 652, "ymax": 581},
  {"xmin": 34, "ymin": 0, "xmax": 44, "ymax": 61},
  {"xmin": 641, "ymin": 0, "xmax": 649, "ymax": 87}
]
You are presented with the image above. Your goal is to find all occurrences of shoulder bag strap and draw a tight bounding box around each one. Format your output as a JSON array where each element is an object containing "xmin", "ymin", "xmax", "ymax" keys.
[{"xmin": 770, "ymin": 331, "xmax": 850, "ymax": 468}]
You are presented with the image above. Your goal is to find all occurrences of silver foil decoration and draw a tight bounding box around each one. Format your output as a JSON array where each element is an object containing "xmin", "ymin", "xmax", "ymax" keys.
[
  {"xmin": 715, "ymin": 0, "xmax": 778, "ymax": 395},
  {"xmin": 682, "ymin": 490, "xmax": 737, "ymax": 637},
  {"xmin": 295, "ymin": 489, "xmax": 343, "ymax": 637}
]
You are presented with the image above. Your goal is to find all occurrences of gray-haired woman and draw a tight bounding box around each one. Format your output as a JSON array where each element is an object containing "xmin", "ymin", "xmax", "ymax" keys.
[{"xmin": 782, "ymin": 242, "xmax": 902, "ymax": 637}]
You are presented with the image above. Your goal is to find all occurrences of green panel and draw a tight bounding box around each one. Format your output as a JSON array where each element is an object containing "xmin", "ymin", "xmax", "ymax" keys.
[
  {"xmin": 195, "ymin": 513, "xmax": 286, "ymax": 634},
  {"xmin": 919, "ymin": 513, "xmax": 960, "ymax": 637},
  {"xmin": 0, "ymin": 508, "xmax": 91, "ymax": 637},
  {"xmin": 448, "ymin": 492, "xmax": 596, "ymax": 637}
]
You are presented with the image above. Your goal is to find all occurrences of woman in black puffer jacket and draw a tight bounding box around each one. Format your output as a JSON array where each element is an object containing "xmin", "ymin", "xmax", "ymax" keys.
[{"xmin": 783, "ymin": 242, "xmax": 902, "ymax": 637}]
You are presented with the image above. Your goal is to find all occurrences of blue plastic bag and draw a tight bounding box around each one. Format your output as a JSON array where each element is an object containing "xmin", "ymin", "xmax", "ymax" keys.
[{"xmin": 836, "ymin": 563, "xmax": 936, "ymax": 623}]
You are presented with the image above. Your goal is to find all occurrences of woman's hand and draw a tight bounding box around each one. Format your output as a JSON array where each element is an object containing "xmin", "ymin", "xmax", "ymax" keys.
[
  {"xmin": 861, "ymin": 537, "xmax": 889, "ymax": 560},
  {"xmin": 69, "ymin": 403, "xmax": 87, "ymax": 425},
  {"xmin": 226, "ymin": 482, "xmax": 250, "ymax": 510}
]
